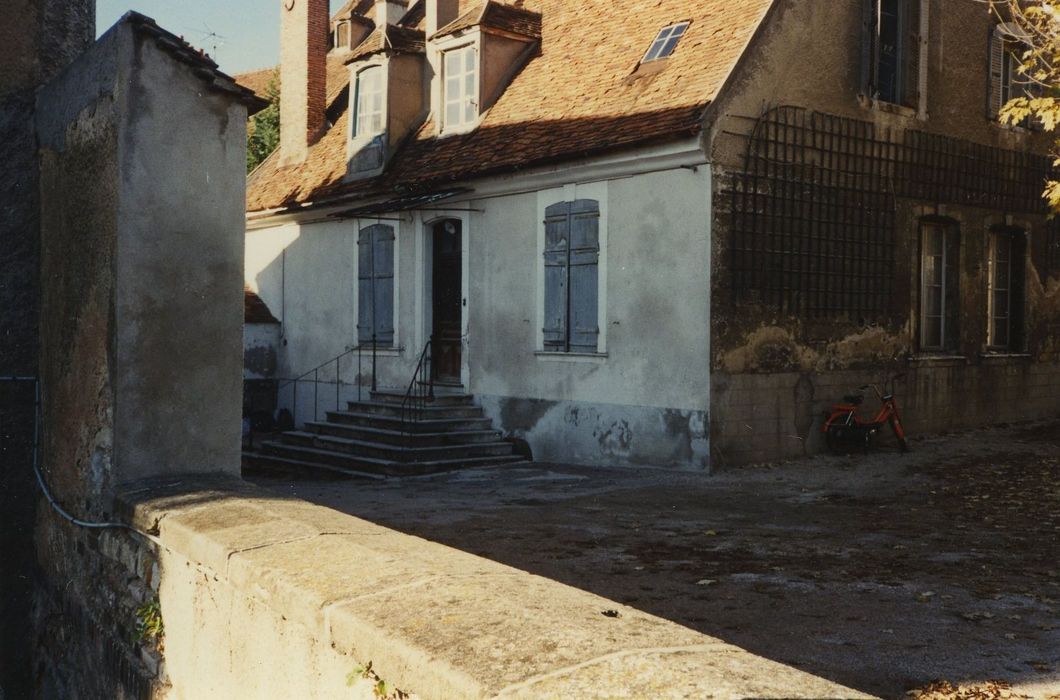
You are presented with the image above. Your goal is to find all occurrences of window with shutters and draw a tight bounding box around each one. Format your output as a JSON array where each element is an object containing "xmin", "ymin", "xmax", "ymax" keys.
[
  {"xmin": 987, "ymin": 227, "xmax": 1026, "ymax": 351},
  {"xmin": 543, "ymin": 200, "xmax": 600, "ymax": 354},
  {"xmin": 918, "ymin": 221, "xmax": 961, "ymax": 353},
  {"xmin": 861, "ymin": 0, "xmax": 922, "ymax": 108},
  {"xmin": 357, "ymin": 224, "xmax": 395, "ymax": 346},
  {"xmin": 988, "ymin": 23, "xmax": 1037, "ymax": 127}
]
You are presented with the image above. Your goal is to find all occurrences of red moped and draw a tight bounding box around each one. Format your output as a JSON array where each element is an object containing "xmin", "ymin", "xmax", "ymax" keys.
[{"xmin": 822, "ymin": 373, "xmax": 910, "ymax": 454}]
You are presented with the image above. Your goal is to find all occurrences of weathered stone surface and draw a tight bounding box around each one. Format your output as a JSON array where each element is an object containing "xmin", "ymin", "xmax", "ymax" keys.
[
  {"xmin": 499, "ymin": 647, "xmax": 875, "ymax": 699},
  {"xmin": 121, "ymin": 476, "xmax": 869, "ymax": 700}
]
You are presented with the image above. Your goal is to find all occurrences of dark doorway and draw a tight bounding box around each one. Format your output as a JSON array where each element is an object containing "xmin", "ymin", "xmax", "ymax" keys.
[{"xmin": 431, "ymin": 219, "xmax": 462, "ymax": 383}]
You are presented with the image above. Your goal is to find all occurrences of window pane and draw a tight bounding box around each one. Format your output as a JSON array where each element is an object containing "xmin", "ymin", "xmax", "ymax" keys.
[
  {"xmin": 445, "ymin": 102, "xmax": 460, "ymax": 127},
  {"xmin": 445, "ymin": 51, "xmax": 460, "ymax": 74},
  {"xmin": 926, "ymin": 286, "xmax": 942, "ymax": 317},
  {"xmin": 923, "ymin": 317, "xmax": 942, "ymax": 349},
  {"xmin": 925, "ymin": 255, "xmax": 942, "ymax": 285},
  {"xmin": 464, "ymin": 46, "xmax": 475, "ymax": 72}
]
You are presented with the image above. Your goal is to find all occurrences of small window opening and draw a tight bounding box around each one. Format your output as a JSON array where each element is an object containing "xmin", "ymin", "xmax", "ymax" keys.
[
  {"xmin": 442, "ymin": 45, "xmax": 477, "ymax": 131},
  {"xmin": 641, "ymin": 22, "xmax": 689, "ymax": 63},
  {"xmin": 337, "ymin": 21, "xmax": 351, "ymax": 49}
]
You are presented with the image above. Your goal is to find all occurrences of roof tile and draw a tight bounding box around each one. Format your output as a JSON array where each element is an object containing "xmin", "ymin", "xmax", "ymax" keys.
[{"xmin": 247, "ymin": 0, "xmax": 774, "ymax": 212}]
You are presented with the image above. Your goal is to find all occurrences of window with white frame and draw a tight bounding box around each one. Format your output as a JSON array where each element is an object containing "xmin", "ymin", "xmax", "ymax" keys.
[
  {"xmin": 353, "ymin": 66, "xmax": 385, "ymax": 139},
  {"xmin": 442, "ymin": 45, "xmax": 477, "ymax": 131},
  {"xmin": 641, "ymin": 22, "xmax": 689, "ymax": 63},
  {"xmin": 358, "ymin": 224, "xmax": 395, "ymax": 345},
  {"xmin": 987, "ymin": 229, "xmax": 1025, "ymax": 350},
  {"xmin": 919, "ymin": 222, "xmax": 959, "ymax": 352},
  {"xmin": 543, "ymin": 200, "xmax": 600, "ymax": 353}
]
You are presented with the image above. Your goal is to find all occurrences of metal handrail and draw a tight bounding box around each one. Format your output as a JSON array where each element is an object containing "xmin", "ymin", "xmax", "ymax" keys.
[
  {"xmin": 398, "ymin": 338, "xmax": 434, "ymax": 452},
  {"xmin": 282, "ymin": 336, "xmax": 379, "ymax": 426}
]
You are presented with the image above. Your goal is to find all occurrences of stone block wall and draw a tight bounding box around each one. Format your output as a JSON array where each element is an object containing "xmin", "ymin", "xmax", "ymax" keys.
[
  {"xmin": 711, "ymin": 361, "xmax": 1060, "ymax": 466},
  {"xmin": 32, "ymin": 512, "xmax": 165, "ymax": 700},
  {"xmin": 0, "ymin": 2, "xmax": 94, "ymax": 695}
]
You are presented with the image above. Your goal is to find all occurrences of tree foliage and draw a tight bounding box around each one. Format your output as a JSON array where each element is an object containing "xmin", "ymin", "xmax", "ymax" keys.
[
  {"xmin": 247, "ymin": 72, "xmax": 280, "ymax": 173},
  {"xmin": 985, "ymin": 0, "xmax": 1060, "ymax": 210}
]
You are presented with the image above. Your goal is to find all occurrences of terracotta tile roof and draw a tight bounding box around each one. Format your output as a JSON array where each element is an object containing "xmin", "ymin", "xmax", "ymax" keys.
[
  {"xmin": 247, "ymin": 0, "xmax": 775, "ymax": 213},
  {"xmin": 434, "ymin": 1, "xmax": 542, "ymax": 40},
  {"xmin": 347, "ymin": 25, "xmax": 427, "ymax": 62},
  {"xmin": 235, "ymin": 54, "xmax": 354, "ymax": 110},
  {"xmin": 234, "ymin": 67, "xmax": 278, "ymax": 99},
  {"xmin": 245, "ymin": 287, "xmax": 280, "ymax": 324},
  {"xmin": 334, "ymin": 0, "xmax": 377, "ymax": 19},
  {"xmin": 120, "ymin": 12, "xmax": 267, "ymax": 114}
]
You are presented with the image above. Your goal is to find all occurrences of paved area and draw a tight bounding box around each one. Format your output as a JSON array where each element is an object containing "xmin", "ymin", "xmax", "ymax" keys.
[{"xmin": 251, "ymin": 422, "xmax": 1060, "ymax": 699}]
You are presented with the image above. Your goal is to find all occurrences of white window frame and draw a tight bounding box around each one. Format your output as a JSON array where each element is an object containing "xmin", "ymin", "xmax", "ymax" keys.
[
  {"xmin": 919, "ymin": 223, "xmax": 949, "ymax": 352},
  {"xmin": 440, "ymin": 43, "xmax": 479, "ymax": 134},
  {"xmin": 987, "ymin": 231, "xmax": 1014, "ymax": 350},
  {"xmin": 535, "ymin": 182, "xmax": 609, "ymax": 359},
  {"xmin": 351, "ymin": 63, "xmax": 386, "ymax": 142},
  {"xmin": 641, "ymin": 22, "xmax": 690, "ymax": 63}
]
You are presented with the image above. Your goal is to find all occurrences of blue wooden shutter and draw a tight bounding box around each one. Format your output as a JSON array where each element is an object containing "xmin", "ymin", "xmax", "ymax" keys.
[
  {"xmin": 543, "ymin": 202, "xmax": 570, "ymax": 351},
  {"xmin": 372, "ymin": 225, "xmax": 395, "ymax": 345},
  {"xmin": 860, "ymin": 0, "xmax": 878, "ymax": 97},
  {"xmin": 357, "ymin": 227, "xmax": 374, "ymax": 344},
  {"xmin": 568, "ymin": 200, "xmax": 600, "ymax": 353}
]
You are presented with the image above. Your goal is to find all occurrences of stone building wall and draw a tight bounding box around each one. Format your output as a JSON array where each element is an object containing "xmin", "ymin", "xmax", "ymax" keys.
[
  {"xmin": 706, "ymin": 0, "xmax": 1060, "ymax": 465},
  {"xmin": 0, "ymin": 2, "xmax": 94, "ymax": 696}
]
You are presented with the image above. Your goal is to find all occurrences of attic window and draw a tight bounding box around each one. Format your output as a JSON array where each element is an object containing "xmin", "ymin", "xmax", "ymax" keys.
[
  {"xmin": 337, "ymin": 21, "xmax": 351, "ymax": 49},
  {"xmin": 642, "ymin": 22, "xmax": 689, "ymax": 63}
]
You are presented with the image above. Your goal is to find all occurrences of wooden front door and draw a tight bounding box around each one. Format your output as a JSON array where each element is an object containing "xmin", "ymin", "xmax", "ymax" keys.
[{"xmin": 431, "ymin": 220, "xmax": 462, "ymax": 383}]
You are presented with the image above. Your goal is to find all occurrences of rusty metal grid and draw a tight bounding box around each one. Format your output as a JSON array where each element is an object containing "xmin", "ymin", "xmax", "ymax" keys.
[{"xmin": 728, "ymin": 106, "xmax": 1054, "ymax": 318}]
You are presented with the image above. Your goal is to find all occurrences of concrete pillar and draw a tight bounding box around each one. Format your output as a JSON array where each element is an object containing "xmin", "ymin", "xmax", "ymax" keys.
[{"xmin": 35, "ymin": 15, "xmax": 257, "ymax": 513}]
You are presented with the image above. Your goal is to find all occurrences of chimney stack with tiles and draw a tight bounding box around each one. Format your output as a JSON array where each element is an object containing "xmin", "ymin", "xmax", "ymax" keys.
[
  {"xmin": 427, "ymin": 0, "xmax": 461, "ymax": 37},
  {"xmin": 375, "ymin": 0, "xmax": 408, "ymax": 27},
  {"xmin": 279, "ymin": 0, "xmax": 328, "ymax": 166}
]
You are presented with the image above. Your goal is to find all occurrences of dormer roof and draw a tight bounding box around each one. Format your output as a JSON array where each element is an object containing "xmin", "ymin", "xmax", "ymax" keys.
[
  {"xmin": 247, "ymin": 0, "xmax": 776, "ymax": 214},
  {"xmin": 346, "ymin": 25, "xmax": 427, "ymax": 63},
  {"xmin": 433, "ymin": 1, "xmax": 542, "ymax": 40}
]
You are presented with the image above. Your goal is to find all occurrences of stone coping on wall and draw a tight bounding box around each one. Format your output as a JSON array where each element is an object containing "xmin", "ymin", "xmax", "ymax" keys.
[{"xmin": 116, "ymin": 475, "xmax": 871, "ymax": 700}]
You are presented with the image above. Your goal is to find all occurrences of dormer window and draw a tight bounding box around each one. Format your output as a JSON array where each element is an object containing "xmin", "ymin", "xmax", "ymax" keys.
[
  {"xmin": 642, "ymin": 22, "xmax": 689, "ymax": 63},
  {"xmin": 337, "ymin": 21, "xmax": 351, "ymax": 49},
  {"xmin": 442, "ymin": 45, "xmax": 477, "ymax": 131},
  {"xmin": 354, "ymin": 65, "xmax": 384, "ymax": 138}
]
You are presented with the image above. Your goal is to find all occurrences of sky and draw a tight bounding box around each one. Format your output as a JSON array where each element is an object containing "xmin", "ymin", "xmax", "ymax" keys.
[{"xmin": 96, "ymin": 0, "xmax": 346, "ymax": 76}]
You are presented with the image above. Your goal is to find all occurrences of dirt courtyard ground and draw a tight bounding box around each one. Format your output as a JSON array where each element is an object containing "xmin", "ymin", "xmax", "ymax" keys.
[{"xmin": 250, "ymin": 422, "xmax": 1060, "ymax": 699}]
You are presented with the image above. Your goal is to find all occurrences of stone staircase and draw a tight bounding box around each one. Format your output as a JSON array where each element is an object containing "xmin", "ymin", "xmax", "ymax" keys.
[{"xmin": 243, "ymin": 390, "xmax": 525, "ymax": 478}]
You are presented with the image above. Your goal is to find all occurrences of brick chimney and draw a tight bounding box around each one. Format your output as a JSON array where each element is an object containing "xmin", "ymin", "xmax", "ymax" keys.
[
  {"xmin": 280, "ymin": 0, "xmax": 328, "ymax": 166},
  {"xmin": 375, "ymin": 0, "xmax": 408, "ymax": 28},
  {"xmin": 426, "ymin": 0, "xmax": 461, "ymax": 37}
]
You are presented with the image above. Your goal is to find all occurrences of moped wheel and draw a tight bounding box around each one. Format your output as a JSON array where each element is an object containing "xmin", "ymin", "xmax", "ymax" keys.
[{"xmin": 825, "ymin": 424, "xmax": 849, "ymax": 455}]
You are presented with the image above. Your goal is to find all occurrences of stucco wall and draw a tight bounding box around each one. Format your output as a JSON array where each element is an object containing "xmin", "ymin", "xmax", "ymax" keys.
[
  {"xmin": 37, "ymin": 22, "xmax": 247, "ymax": 493},
  {"xmin": 247, "ymin": 162, "xmax": 713, "ymax": 468}
]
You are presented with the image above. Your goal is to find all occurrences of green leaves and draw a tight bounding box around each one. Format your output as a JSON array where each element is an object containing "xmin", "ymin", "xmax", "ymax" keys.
[{"xmin": 247, "ymin": 71, "xmax": 281, "ymax": 174}]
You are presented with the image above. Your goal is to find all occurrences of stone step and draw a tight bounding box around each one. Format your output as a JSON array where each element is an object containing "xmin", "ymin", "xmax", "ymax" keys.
[
  {"xmin": 369, "ymin": 390, "xmax": 474, "ymax": 407},
  {"xmin": 256, "ymin": 441, "xmax": 525, "ymax": 476},
  {"xmin": 345, "ymin": 400, "xmax": 484, "ymax": 419},
  {"xmin": 325, "ymin": 410, "xmax": 493, "ymax": 433},
  {"xmin": 241, "ymin": 452, "xmax": 387, "ymax": 481},
  {"xmin": 304, "ymin": 421, "xmax": 502, "ymax": 447},
  {"xmin": 282, "ymin": 431, "xmax": 515, "ymax": 462}
]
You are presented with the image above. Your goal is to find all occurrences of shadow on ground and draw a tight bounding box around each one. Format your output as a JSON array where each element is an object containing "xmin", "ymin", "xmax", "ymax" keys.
[{"xmin": 249, "ymin": 422, "xmax": 1060, "ymax": 699}]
